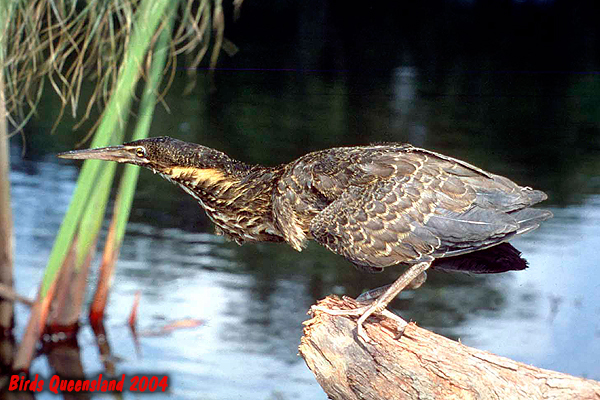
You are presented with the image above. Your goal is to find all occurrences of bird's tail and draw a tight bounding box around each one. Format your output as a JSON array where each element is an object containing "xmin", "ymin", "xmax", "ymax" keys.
[
  {"xmin": 431, "ymin": 242, "xmax": 528, "ymax": 273},
  {"xmin": 521, "ymin": 188, "xmax": 548, "ymax": 205},
  {"xmin": 510, "ymin": 208, "xmax": 553, "ymax": 235}
]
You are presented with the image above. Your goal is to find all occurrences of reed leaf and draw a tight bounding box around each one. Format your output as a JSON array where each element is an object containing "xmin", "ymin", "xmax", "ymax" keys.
[
  {"xmin": 89, "ymin": 8, "xmax": 175, "ymax": 322},
  {"xmin": 40, "ymin": 0, "xmax": 175, "ymax": 298},
  {"xmin": 75, "ymin": 162, "xmax": 118, "ymax": 267},
  {"xmin": 0, "ymin": 0, "xmax": 16, "ymax": 355},
  {"xmin": 114, "ymin": 15, "xmax": 174, "ymax": 246}
]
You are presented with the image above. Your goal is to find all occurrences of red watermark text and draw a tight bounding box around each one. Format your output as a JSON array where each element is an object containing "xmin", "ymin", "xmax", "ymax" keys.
[{"xmin": 8, "ymin": 373, "xmax": 169, "ymax": 393}]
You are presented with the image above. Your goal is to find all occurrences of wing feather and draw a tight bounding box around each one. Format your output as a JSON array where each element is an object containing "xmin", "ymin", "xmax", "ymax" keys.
[
  {"xmin": 310, "ymin": 176, "xmax": 523, "ymax": 269},
  {"xmin": 273, "ymin": 144, "xmax": 550, "ymax": 269}
]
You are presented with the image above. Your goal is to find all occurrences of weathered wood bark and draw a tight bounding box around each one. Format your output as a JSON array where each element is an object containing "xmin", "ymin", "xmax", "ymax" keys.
[{"xmin": 299, "ymin": 296, "xmax": 600, "ymax": 400}]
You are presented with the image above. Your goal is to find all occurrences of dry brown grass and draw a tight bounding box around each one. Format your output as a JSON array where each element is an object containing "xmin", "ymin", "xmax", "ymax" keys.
[{"xmin": 2, "ymin": 0, "xmax": 239, "ymax": 138}]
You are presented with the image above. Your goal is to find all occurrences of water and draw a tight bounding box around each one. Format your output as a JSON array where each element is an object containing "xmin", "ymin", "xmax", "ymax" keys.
[{"xmin": 7, "ymin": 1, "xmax": 600, "ymax": 398}]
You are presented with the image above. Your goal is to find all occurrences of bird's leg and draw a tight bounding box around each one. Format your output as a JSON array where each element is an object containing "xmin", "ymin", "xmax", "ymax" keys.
[
  {"xmin": 355, "ymin": 271, "xmax": 427, "ymax": 303},
  {"xmin": 314, "ymin": 258, "xmax": 433, "ymax": 342}
]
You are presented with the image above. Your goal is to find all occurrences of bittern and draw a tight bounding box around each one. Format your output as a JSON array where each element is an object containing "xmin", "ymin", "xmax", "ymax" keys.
[{"xmin": 59, "ymin": 137, "xmax": 552, "ymax": 341}]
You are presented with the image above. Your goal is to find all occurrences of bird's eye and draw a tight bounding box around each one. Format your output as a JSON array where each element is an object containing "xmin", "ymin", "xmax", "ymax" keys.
[{"xmin": 135, "ymin": 147, "xmax": 146, "ymax": 158}]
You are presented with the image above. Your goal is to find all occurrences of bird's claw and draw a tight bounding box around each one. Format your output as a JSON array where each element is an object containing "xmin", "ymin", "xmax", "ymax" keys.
[
  {"xmin": 311, "ymin": 304, "xmax": 370, "ymax": 317},
  {"xmin": 311, "ymin": 303, "xmax": 380, "ymax": 343}
]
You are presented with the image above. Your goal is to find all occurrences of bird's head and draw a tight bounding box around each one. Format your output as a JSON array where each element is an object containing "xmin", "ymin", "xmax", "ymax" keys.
[{"xmin": 58, "ymin": 136, "xmax": 237, "ymax": 175}]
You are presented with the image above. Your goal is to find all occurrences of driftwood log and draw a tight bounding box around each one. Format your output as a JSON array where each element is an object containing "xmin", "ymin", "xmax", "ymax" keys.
[{"xmin": 299, "ymin": 296, "xmax": 600, "ymax": 400}]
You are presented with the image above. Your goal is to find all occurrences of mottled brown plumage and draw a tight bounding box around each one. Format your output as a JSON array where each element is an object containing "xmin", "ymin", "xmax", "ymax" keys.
[{"xmin": 59, "ymin": 136, "xmax": 552, "ymax": 341}]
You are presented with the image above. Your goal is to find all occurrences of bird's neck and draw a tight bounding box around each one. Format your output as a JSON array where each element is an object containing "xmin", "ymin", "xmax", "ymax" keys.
[{"xmin": 161, "ymin": 160, "xmax": 284, "ymax": 243}]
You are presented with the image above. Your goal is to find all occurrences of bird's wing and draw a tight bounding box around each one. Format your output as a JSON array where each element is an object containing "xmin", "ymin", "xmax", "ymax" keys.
[
  {"xmin": 273, "ymin": 145, "xmax": 548, "ymax": 268},
  {"xmin": 309, "ymin": 174, "xmax": 521, "ymax": 270}
]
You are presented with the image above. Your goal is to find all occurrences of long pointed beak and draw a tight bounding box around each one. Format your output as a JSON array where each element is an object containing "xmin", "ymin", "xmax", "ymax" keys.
[{"xmin": 57, "ymin": 145, "xmax": 137, "ymax": 163}]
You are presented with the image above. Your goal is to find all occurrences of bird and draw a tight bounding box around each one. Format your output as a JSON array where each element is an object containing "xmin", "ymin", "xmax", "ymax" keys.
[{"xmin": 58, "ymin": 136, "xmax": 552, "ymax": 341}]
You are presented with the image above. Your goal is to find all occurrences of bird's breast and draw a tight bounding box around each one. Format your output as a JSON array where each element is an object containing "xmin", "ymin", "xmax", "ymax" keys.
[{"xmin": 206, "ymin": 208, "xmax": 283, "ymax": 244}]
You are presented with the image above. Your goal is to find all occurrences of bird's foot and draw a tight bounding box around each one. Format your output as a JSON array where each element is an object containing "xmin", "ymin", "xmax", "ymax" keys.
[
  {"xmin": 355, "ymin": 285, "xmax": 391, "ymax": 303},
  {"xmin": 356, "ymin": 271, "xmax": 428, "ymax": 303},
  {"xmin": 313, "ymin": 259, "xmax": 433, "ymax": 343},
  {"xmin": 313, "ymin": 300, "xmax": 387, "ymax": 343},
  {"xmin": 312, "ymin": 303, "xmax": 369, "ymax": 317}
]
